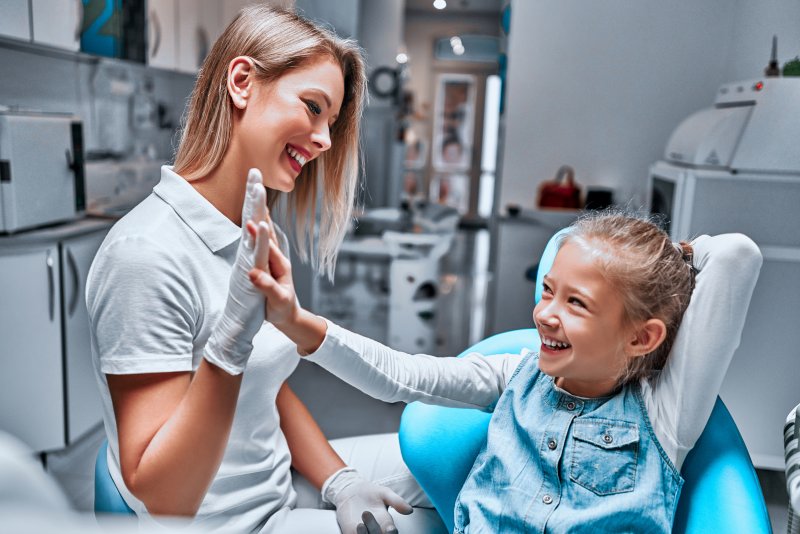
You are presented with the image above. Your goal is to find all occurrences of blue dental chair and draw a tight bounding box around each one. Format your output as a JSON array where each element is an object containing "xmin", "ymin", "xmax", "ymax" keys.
[
  {"xmin": 95, "ymin": 439, "xmax": 134, "ymax": 515},
  {"xmin": 398, "ymin": 229, "xmax": 772, "ymax": 533}
]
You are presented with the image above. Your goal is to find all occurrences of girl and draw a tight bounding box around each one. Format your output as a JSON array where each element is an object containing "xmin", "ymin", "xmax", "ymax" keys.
[
  {"xmin": 87, "ymin": 6, "xmax": 426, "ymax": 533},
  {"xmin": 249, "ymin": 210, "xmax": 762, "ymax": 532}
]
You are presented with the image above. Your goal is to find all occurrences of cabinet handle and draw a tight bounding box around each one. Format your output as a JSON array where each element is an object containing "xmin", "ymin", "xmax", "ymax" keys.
[
  {"xmin": 150, "ymin": 10, "xmax": 162, "ymax": 58},
  {"xmin": 46, "ymin": 251, "xmax": 55, "ymax": 322},
  {"xmin": 66, "ymin": 247, "xmax": 80, "ymax": 317},
  {"xmin": 74, "ymin": 0, "xmax": 84, "ymax": 42}
]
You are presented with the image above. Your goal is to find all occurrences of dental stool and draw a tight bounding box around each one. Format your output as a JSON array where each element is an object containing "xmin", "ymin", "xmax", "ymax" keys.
[
  {"xmin": 95, "ymin": 439, "xmax": 134, "ymax": 515},
  {"xmin": 786, "ymin": 403, "xmax": 800, "ymax": 534},
  {"xmin": 399, "ymin": 229, "xmax": 772, "ymax": 533}
]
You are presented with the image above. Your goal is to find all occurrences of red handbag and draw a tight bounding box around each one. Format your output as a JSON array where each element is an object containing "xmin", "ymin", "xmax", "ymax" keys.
[{"xmin": 537, "ymin": 165, "xmax": 582, "ymax": 209}]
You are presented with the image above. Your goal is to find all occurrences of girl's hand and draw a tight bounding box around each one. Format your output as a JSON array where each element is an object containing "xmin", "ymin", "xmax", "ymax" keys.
[{"xmin": 248, "ymin": 218, "xmax": 299, "ymax": 328}]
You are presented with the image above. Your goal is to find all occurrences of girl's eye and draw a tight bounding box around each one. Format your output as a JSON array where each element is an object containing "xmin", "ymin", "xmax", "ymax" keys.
[
  {"xmin": 305, "ymin": 100, "xmax": 322, "ymax": 115},
  {"xmin": 542, "ymin": 283, "xmax": 553, "ymax": 295},
  {"xmin": 568, "ymin": 297, "xmax": 586, "ymax": 309}
]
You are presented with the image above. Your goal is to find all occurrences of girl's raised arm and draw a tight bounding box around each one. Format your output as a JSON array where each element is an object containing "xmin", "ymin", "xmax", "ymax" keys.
[{"xmin": 648, "ymin": 233, "xmax": 762, "ymax": 468}]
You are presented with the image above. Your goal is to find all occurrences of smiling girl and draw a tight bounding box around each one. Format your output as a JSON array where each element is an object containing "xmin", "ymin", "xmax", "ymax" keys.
[
  {"xmin": 86, "ymin": 6, "xmax": 426, "ymax": 534},
  {"xmin": 250, "ymin": 210, "xmax": 762, "ymax": 532}
]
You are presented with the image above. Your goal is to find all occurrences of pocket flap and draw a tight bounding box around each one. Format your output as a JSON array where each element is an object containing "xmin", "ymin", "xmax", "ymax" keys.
[{"xmin": 572, "ymin": 418, "xmax": 639, "ymax": 449}]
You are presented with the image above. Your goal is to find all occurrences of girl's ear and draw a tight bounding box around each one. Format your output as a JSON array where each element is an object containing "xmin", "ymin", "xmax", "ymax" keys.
[
  {"xmin": 227, "ymin": 56, "xmax": 256, "ymax": 110},
  {"xmin": 626, "ymin": 318, "xmax": 667, "ymax": 358}
]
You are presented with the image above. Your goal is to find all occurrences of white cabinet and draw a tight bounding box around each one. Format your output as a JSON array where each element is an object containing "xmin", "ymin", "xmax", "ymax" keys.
[
  {"xmin": 147, "ymin": 0, "xmax": 178, "ymax": 70},
  {"xmin": 31, "ymin": 0, "xmax": 82, "ymax": 51},
  {"xmin": 176, "ymin": 0, "xmax": 221, "ymax": 74},
  {"xmin": 0, "ymin": 245, "xmax": 64, "ymax": 451},
  {"xmin": 61, "ymin": 229, "xmax": 107, "ymax": 442},
  {"xmin": 0, "ymin": 0, "xmax": 31, "ymax": 42},
  {"xmin": 0, "ymin": 220, "xmax": 111, "ymax": 451}
]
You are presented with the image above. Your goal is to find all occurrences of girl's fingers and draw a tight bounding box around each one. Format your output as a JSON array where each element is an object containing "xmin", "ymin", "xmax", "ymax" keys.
[
  {"xmin": 253, "ymin": 221, "xmax": 271, "ymax": 271},
  {"xmin": 264, "ymin": 206, "xmax": 279, "ymax": 243},
  {"xmin": 267, "ymin": 238, "xmax": 291, "ymax": 276}
]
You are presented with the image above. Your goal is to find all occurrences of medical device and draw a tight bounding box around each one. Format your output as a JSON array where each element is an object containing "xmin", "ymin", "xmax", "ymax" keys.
[
  {"xmin": 0, "ymin": 111, "xmax": 86, "ymax": 233},
  {"xmin": 648, "ymin": 77, "xmax": 800, "ymax": 469}
]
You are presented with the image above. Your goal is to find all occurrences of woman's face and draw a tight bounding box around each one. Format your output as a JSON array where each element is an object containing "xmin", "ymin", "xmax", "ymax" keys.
[
  {"xmin": 532, "ymin": 241, "xmax": 632, "ymax": 397},
  {"xmin": 235, "ymin": 57, "xmax": 345, "ymax": 193}
]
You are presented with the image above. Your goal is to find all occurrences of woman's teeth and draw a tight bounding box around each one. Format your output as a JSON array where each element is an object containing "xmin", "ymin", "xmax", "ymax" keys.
[
  {"xmin": 286, "ymin": 146, "xmax": 307, "ymax": 166},
  {"xmin": 542, "ymin": 337, "xmax": 571, "ymax": 350}
]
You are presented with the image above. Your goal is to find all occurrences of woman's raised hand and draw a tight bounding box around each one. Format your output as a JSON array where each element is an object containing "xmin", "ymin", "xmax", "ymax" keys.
[
  {"xmin": 248, "ymin": 210, "xmax": 300, "ymax": 328},
  {"xmin": 204, "ymin": 168, "xmax": 270, "ymax": 375}
]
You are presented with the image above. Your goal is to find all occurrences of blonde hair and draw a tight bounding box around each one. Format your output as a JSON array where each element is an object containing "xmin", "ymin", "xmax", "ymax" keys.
[
  {"xmin": 561, "ymin": 210, "xmax": 696, "ymax": 385},
  {"xmin": 174, "ymin": 5, "xmax": 366, "ymax": 278}
]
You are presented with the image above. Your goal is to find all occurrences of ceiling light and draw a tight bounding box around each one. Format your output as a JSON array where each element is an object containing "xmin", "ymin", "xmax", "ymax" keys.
[{"xmin": 433, "ymin": 0, "xmax": 446, "ymax": 10}]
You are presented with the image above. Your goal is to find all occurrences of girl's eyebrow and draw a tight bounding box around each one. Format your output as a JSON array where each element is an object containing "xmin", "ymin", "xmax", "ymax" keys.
[{"xmin": 543, "ymin": 274, "xmax": 597, "ymax": 307}]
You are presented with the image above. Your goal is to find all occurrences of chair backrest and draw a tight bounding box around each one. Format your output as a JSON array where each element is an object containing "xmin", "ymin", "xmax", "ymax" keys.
[
  {"xmin": 94, "ymin": 439, "xmax": 135, "ymax": 515},
  {"xmin": 398, "ymin": 227, "xmax": 772, "ymax": 533}
]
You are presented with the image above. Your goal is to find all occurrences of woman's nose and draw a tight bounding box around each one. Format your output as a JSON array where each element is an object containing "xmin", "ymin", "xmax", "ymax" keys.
[{"xmin": 311, "ymin": 123, "xmax": 332, "ymax": 152}]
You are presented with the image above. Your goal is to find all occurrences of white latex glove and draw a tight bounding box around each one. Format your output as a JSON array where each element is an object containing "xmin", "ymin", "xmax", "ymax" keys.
[
  {"xmin": 322, "ymin": 467, "xmax": 413, "ymax": 534},
  {"xmin": 204, "ymin": 168, "xmax": 270, "ymax": 375}
]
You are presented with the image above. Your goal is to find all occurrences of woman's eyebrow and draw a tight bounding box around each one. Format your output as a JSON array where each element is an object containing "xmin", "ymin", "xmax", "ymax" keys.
[{"xmin": 307, "ymin": 88, "xmax": 332, "ymax": 109}]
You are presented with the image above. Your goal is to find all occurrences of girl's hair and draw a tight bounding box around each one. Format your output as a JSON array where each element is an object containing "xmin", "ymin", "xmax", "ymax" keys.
[
  {"xmin": 173, "ymin": 5, "xmax": 367, "ymax": 278},
  {"xmin": 561, "ymin": 210, "xmax": 696, "ymax": 385}
]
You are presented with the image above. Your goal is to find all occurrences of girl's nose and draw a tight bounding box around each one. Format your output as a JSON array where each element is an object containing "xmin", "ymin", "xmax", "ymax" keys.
[
  {"xmin": 311, "ymin": 123, "xmax": 332, "ymax": 152},
  {"xmin": 534, "ymin": 302, "xmax": 559, "ymax": 330}
]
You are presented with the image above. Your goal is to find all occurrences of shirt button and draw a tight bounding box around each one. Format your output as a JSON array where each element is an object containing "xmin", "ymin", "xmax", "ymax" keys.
[
  {"xmin": 548, "ymin": 439, "xmax": 557, "ymax": 450},
  {"xmin": 566, "ymin": 401, "xmax": 576, "ymax": 410},
  {"xmin": 542, "ymin": 494, "xmax": 553, "ymax": 504},
  {"xmin": 603, "ymin": 434, "xmax": 613, "ymax": 444}
]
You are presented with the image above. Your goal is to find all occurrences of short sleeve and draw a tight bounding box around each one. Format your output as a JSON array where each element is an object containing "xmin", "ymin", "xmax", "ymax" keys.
[{"xmin": 87, "ymin": 235, "xmax": 198, "ymax": 374}]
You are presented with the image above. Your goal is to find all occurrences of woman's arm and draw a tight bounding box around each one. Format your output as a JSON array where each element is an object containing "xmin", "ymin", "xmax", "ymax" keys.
[
  {"xmin": 108, "ymin": 363, "xmax": 241, "ymax": 516},
  {"xmin": 96, "ymin": 171, "xmax": 271, "ymax": 516},
  {"xmin": 651, "ymin": 233, "xmax": 762, "ymax": 466}
]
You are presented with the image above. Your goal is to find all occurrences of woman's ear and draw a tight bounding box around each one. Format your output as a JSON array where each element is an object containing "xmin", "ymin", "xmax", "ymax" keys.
[
  {"xmin": 626, "ymin": 318, "xmax": 667, "ymax": 358},
  {"xmin": 227, "ymin": 56, "xmax": 255, "ymax": 110}
]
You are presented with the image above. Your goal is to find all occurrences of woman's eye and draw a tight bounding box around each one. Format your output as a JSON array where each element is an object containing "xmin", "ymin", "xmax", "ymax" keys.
[
  {"xmin": 305, "ymin": 100, "xmax": 321, "ymax": 115},
  {"xmin": 542, "ymin": 283, "xmax": 553, "ymax": 295}
]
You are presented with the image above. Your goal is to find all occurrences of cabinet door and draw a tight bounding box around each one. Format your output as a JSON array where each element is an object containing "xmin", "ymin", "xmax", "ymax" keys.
[
  {"xmin": 0, "ymin": 0, "xmax": 31, "ymax": 41},
  {"xmin": 176, "ymin": 0, "xmax": 221, "ymax": 74},
  {"xmin": 0, "ymin": 245, "xmax": 65, "ymax": 451},
  {"xmin": 147, "ymin": 0, "xmax": 178, "ymax": 70},
  {"xmin": 61, "ymin": 229, "xmax": 108, "ymax": 443},
  {"xmin": 31, "ymin": 0, "xmax": 82, "ymax": 51}
]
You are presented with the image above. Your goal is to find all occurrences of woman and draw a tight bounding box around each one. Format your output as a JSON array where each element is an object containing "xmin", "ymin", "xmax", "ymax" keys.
[{"xmin": 87, "ymin": 6, "xmax": 426, "ymax": 533}]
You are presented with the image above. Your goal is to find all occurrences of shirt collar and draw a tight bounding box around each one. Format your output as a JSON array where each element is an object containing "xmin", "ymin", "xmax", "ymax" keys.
[{"xmin": 153, "ymin": 166, "xmax": 240, "ymax": 253}]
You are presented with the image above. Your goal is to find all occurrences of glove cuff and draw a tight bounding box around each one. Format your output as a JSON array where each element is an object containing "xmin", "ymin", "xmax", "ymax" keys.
[
  {"xmin": 321, "ymin": 467, "xmax": 359, "ymax": 505},
  {"xmin": 204, "ymin": 332, "xmax": 252, "ymax": 375}
]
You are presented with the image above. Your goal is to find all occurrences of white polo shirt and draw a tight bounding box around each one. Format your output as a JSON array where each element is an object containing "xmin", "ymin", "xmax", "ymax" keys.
[{"xmin": 87, "ymin": 166, "xmax": 301, "ymax": 532}]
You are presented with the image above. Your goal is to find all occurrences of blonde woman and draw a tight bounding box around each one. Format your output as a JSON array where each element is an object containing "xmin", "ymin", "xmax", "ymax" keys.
[{"xmin": 86, "ymin": 7, "xmax": 429, "ymax": 533}]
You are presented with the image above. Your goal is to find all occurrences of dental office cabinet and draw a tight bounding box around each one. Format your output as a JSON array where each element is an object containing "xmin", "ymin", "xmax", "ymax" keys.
[{"xmin": 0, "ymin": 218, "xmax": 112, "ymax": 452}]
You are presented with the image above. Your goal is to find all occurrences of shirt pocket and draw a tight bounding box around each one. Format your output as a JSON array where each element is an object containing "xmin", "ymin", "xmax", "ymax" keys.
[{"xmin": 569, "ymin": 418, "xmax": 639, "ymax": 496}]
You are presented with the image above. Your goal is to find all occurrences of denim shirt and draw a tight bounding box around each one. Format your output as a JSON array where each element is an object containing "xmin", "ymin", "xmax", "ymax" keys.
[{"xmin": 454, "ymin": 351, "xmax": 683, "ymax": 533}]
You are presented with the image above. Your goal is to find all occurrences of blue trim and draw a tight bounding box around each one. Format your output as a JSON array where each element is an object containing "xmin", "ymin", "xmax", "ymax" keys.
[{"xmin": 94, "ymin": 439, "xmax": 135, "ymax": 515}]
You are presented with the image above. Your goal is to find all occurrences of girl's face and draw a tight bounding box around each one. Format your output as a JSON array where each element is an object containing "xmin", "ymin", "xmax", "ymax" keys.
[
  {"xmin": 235, "ymin": 57, "xmax": 345, "ymax": 193},
  {"xmin": 533, "ymin": 241, "xmax": 633, "ymax": 398}
]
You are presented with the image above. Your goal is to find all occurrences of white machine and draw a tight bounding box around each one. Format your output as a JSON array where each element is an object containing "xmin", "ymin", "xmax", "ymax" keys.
[{"xmin": 648, "ymin": 77, "xmax": 800, "ymax": 469}]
